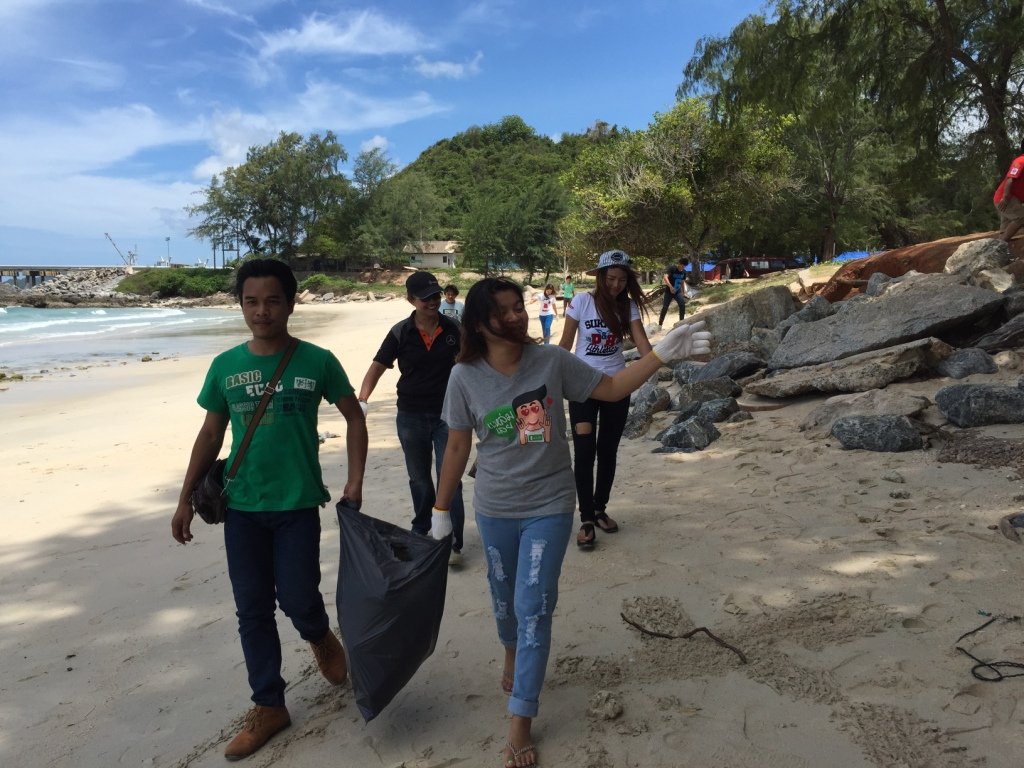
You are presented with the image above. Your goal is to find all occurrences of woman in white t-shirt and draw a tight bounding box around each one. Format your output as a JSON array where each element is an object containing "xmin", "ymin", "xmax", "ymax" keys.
[
  {"xmin": 530, "ymin": 283, "xmax": 560, "ymax": 343},
  {"xmin": 558, "ymin": 249, "xmax": 652, "ymax": 549}
]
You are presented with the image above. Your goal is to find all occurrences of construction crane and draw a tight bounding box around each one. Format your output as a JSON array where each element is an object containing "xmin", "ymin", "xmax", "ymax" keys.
[{"xmin": 104, "ymin": 232, "xmax": 137, "ymax": 267}]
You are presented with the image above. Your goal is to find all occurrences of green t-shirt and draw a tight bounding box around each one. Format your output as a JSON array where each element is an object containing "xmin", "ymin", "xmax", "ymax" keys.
[
  {"xmin": 560, "ymin": 281, "xmax": 575, "ymax": 299},
  {"xmin": 198, "ymin": 340, "xmax": 353, "ymax": 512}
]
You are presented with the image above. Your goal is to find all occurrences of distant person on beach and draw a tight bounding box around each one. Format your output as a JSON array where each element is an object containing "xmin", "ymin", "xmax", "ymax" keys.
[
  {"xmin": 994, "ymin": 139, "xmax": 1024, "ymax": 242},
  {"xmin": 430, "ymin": 277, "xmax": 710, "ymax": 768},
  {"xmin": 171, "ymin": 258, "xmax": 367, "ymax": 761},
  {"xmin": 440, "ymin": 284, "xmax": 464, "ymax": 322},
  {"xmin": 658, "ymin": 256, "xmax": 688, "ymax": 327},
  {"xmin": 358, "ymin": 270, "xmax": 466, "ymax": 566},
  {"xmin": 530, "ymin": 283, "xmax": 559, "ymax": 343},
  {"xmin": 558, "ymin": 249, "xmax": 652, "ymax": 549},
  {"xmin": 559, "ymin": 274, "xmax": 575, "ymax": 309}
]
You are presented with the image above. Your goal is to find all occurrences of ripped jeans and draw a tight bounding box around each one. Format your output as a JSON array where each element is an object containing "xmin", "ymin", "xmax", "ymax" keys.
[{"xmin": 475, "ymin": 510, "xmax": 573, "ymax": 718}]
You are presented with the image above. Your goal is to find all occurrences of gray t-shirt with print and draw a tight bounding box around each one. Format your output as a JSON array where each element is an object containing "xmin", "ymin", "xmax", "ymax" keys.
[{"xmin": 442, "ymin": 344, "xmax": 603, "ymax": 519}]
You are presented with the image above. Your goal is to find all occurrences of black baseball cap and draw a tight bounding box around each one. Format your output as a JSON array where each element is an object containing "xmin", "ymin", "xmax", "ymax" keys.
[{"xmin": 406, "ymin": 271, "xmax": 443, "ymax": 300}]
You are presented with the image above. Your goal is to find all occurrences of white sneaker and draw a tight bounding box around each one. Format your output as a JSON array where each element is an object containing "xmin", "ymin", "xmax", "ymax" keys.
[{"xmin": 448, "ymin": 548, "xmax": 463, "ymax": 568}]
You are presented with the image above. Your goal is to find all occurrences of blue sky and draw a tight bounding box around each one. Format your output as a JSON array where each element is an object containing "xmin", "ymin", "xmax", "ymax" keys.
[{"xmin": 0, "ymin": 0, "xmax": 764, "ymax": 268}]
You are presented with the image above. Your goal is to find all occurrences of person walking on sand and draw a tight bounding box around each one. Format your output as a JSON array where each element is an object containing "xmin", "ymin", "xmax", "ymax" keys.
[
  {"xmin": 558, "ymin": 249, "xmax": 652, "ymax": 549},
  {"xmin": 171, "ymin": 258, "xmax": 367, "ymax": 761},
  {"xmin": 559, "ymin": 274, "xmax": 575, "ymax": 311},
  {"xmin": 658, "ymin": 256, "xmax": 688, "ymax": 327},
  {"xmin": 530, "ymin": 283, "xmax": 559, "ymax": 344},
  {"xmin": 428, "ymin": 277, "xmax": 710, "ymax": 768},
  {"xmin": 358, "ymin": 270, "xmax": 467, "ymax": 565},
  {"xmin": 994, "ymin": 139, "xmax": 1024, "ymax": 243}
]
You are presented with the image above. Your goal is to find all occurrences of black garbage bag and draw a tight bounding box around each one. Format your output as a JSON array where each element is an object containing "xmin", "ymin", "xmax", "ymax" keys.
[{"xmin": 335, "ymin": 500, "xmax": 451, "ymax": 721}]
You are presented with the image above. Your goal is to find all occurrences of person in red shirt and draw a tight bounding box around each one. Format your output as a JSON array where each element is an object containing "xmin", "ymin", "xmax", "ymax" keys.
[{"xmin": 994, "ymin": 140, "xmax": 1024, "ymax": 242}]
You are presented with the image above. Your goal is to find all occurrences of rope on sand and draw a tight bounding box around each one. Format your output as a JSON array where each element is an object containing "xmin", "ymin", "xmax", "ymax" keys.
[{"xmin": 620, "ymin": 612, "xmax": 748, "ymax": 664}]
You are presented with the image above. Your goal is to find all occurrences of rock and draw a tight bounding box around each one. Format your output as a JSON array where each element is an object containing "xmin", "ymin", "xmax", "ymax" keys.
[
  {"xmin": 830, "ymin": 415, "xmax": 924, "ymax": 452},
  {"xmin": 973, "ymin": 313, "xmax": 1024, "ymax": 352},
  {"xmin": 935, "ymin": 347, "xmax": 998, "ymax": 379},
  {"xmin": 655, "ymin": 418, "xmax": 721, "ymax": 451},
  {"xmin": 944, "ymin": 237, "xmax": 1011, "ymax": 275},
  {"xmin": 935, "ymin": 383, "xmax": 1024, "ymax": 427},
  {"xmin": 693, "ymin": 351, "xmax": 765, "ymax": 382},
  {"xmin": 687, "ymin": 286, "xmax": 798, "ymax": 352},
  {"xmin": 800, "ymin": 389, "xmax": 931, "ymax": 437},
  {"xmin": 746, "ymin": 338, "xmax": 953, "ymax": 399},
  {"xmin": 674, "ymin": 376, "xmax": 742, "ymax": 408},
  {"xmin": 769, "ymin": 273, "xmax": 1002, "ymax": 370},
  {"xmin": 587, "ymin": 691, "xmax": 623, "ymax": 720},
  {"xmin": 672, "ymin": 360, "xmax": 704, "ymax": 386}
]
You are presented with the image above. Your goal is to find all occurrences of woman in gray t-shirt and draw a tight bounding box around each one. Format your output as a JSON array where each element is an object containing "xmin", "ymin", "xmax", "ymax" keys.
[{"xmin": 429, "ymin": 277, "xmax": 710, "ymax": 768}]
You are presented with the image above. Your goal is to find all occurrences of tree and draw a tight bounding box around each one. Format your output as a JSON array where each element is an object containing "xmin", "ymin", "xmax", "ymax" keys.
[
  {"xmin": 562, "ymin": 99, "xmax": 794, "ymax": 272},
  {"xmin": 353, "ymin": 171, "xmax": 446, "ymax": 265},
  {"xmin": 187, "ymin": 131, "xmax": 349, "ymax": 264},
  {"xmin": 460, "ymin": 180, "xmax": 567, "ymax": 281}
]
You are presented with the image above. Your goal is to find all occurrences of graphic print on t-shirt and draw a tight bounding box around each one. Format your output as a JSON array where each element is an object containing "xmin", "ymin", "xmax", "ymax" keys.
[
  {"xmin": 482, "ymin": 384, "xmax": 554, "ymax": 445},
  {"xmin": 582, "ymin": 317, "xmax": 619, "ymax": 358}
]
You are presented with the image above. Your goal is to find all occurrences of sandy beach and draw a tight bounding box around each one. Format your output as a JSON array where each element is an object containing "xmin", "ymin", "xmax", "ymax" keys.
[{"xmin": 3, "ymin": 297, "xmax": 1024, "ymax": 768}]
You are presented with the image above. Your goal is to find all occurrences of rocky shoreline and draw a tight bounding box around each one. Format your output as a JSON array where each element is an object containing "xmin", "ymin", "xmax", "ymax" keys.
[
  {"xmin": 0, "ymin": 268, "xmax": 238, "ymax": 309},
  {"xmin": 0, "ymin": 267, "xmax": 411, "ymax": 308}
]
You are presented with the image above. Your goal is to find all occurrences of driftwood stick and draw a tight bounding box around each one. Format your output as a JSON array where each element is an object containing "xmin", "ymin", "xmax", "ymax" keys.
[{"xmin": 620, "ymin": 612, "xmax": 748, "ymax": 664}]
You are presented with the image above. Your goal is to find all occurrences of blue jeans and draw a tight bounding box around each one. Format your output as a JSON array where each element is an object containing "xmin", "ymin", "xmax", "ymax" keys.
[
  {"xmin": 396, "ymin": 410, "xmax": 466, "ymax": 550},
  {"xmin": 475, "ymin": 511, "xmax": 573, "ymax": 718},
  {"xmin": 539, "ymin": 314, "xmax": 553, "ymax": 343},
  {"xmin": 224, "ymin": 507, "xmax": 330, "ymax": 707}
]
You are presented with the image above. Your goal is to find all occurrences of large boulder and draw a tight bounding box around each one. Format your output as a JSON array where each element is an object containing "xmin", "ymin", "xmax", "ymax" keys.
[
  {"xmin": 830, "ymin": 415, "xmax": 924, "ymax": 452},
  {"xmin": 944, "ymin": 237, "xmax": 1012, "ymax": 275},
  {"xmin": 747, "ymin": 338, "xmax": 953, "ymax": 398},
  {"xmin": 687, "ymin": 286, "xmax": 798, "ymax": 352},
  {"xmin": 935, "ymin": 383, "xmax": 1024, "ymax": 427},
  {"xmin": 800, "ymin": 389, "xmax": 931, "ymax": 437},
  {"xmin": 768, "ymin": 273, "xmax": 1002, "ymax": 370}
]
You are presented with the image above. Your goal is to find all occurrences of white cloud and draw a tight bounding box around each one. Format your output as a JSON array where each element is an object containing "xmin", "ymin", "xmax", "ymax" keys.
[
  {"xmin": 360, "ymin": 135, "xmax": 389, "ymax": 153},
  {"xmin": 413, "ymin": 51, "xmax": 483, "ymax": 80},
  {"xmin": 48, "ymin": 57, "xmax": 125, "ymax": 91},
  {"xmin": 193, "ymin": 80, "xmax": 447, "ymax": 177},
  {"xmin": 258, "ymin": 10, "xmax": 428, "ymax": 59}
]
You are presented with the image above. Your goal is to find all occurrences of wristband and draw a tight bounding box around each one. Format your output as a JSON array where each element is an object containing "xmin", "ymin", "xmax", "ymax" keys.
[{"xmin": 432, "ymin": 505, "xmax": 450, "ymax": 513}]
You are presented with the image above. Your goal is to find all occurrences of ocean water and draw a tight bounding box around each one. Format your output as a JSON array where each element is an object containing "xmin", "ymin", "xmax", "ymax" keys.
[{"xmin": 0, "ymin": 306, "xmax": 282, "ymax": 373}]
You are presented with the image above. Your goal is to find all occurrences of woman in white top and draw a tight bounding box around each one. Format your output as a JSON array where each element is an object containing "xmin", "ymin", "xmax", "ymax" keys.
[
  {"xmin": 558, "ymin": 249, "xmax": 652, "ymax": 548},
  {"xmin": 530, "ymin": 283, "xmax": 559, "ymax": 343}
]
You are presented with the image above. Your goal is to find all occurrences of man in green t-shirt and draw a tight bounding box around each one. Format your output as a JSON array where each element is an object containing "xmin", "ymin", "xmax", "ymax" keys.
[{"xmin": 171, "ymin": 259, "xmax": 367, "ymax": 761}]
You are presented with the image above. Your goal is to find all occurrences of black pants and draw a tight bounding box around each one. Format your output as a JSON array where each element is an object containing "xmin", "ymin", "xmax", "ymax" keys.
[
  {"xmin": 659, "ymin": 287, "xmax": 686, "ymax": 325},
  {"xmin": 569, "ymin": 395, "xmax": 631, "ymax": 523}
]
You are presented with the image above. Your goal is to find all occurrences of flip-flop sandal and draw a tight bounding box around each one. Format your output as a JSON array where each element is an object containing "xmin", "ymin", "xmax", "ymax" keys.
[
  {"xmin": 594, "ymin": 512, "xmax": 619, "ymax": 533},
  {"xmin": 504, "ymin": 741, "xmax": 538, "ymax": 768},
  {"xmin": 576, "ymin": 523, "xmax": 596, "ymax": 549}
]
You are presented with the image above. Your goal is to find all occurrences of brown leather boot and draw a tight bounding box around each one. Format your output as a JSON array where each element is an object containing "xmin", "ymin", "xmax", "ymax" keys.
[
  {"xmin": 310, "ymin": 629, "xmax": 347, "ymax": 685},
  {"xmin": 224, "ymin": 705, "xmax": 290, "ymax": 761}
]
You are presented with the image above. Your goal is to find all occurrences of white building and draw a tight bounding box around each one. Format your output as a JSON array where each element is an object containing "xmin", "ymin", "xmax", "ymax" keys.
[{"xmin": 404, "ymin": 240, "xmax": 460, "ymax": 270}]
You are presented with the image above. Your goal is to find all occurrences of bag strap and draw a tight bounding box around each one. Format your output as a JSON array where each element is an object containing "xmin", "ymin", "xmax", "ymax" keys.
[{"xmin": 224, "ymin": 338, "xmax": 298, "ymax": 482}]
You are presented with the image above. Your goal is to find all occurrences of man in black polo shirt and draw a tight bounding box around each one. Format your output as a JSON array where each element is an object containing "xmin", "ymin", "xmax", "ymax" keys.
[{"xmin": 358, "ymin": 271, "xmax": 466, "ymax": 565}]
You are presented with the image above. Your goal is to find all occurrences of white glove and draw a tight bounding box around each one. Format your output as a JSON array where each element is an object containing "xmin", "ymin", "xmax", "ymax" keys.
[
  {"xmin": 653, "ymin": 320, "xmax": 712, "ymax": 363},
  {"xmin": 357, "ymin": 399, "xmax": 368, "ymax": 417},
  {"xmin": 431, "ymin": 507, "xmax": 453, "ymax": 540}
]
